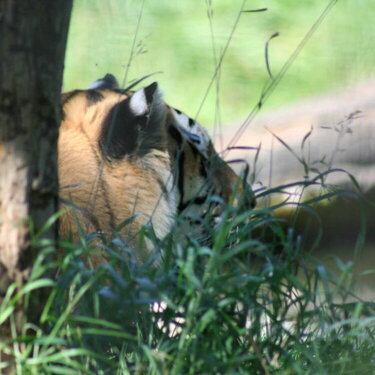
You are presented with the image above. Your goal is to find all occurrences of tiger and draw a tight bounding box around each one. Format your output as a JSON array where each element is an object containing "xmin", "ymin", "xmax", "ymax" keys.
[{"xmin": 58, "ymin": 74, "xmax": 255, "ymax": 261}]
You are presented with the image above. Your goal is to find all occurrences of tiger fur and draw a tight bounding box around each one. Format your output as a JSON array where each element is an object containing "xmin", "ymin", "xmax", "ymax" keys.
[{"xmin": 59, "ymin": 74, "xmax": 255, "ymax": 260}]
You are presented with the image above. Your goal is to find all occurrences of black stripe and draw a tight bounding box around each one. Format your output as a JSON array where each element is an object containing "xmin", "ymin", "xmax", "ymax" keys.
[
  {"xmin": 200, "ymin": 158, "xmax": 208, "ymax": 179},
  {"xmin": 86, "ymin": 90, "xmax": 104, "ymax": 106},
  {"xmin": 179, "ymin": 196, "xmax": 208, "ymax": 212},
  {"xmin": 100, "ymin": 98, "xmax": 140, "ymax": 158},
  {"xmin": 188, "ymin": 142, "xmax": 200, "ymax": 160},
  {"xmin": 188, "ymin": 118, "xmax": 195, "ymax": 127},
  {"xmin": 156, "ymin": 177, "xmax": 169, "ymax": 197},
  {"xmin": 144, "ymin": 82, "xmax": 158, "ymax": 105},
  {"xmin": 168, "ymin": 125, "xmax": 183, "ymax": 145}
]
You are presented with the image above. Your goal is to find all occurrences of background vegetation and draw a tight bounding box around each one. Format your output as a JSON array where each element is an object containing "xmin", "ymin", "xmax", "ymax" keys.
[{"xmin": 64, "ymin": 0, "xmax": 375, "ymax": 125}]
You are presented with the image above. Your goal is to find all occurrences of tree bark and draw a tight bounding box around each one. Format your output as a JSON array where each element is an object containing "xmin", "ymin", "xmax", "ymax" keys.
[{"xmin": 0, "ymin": 0, "xmax": 72, "ymax": 346}]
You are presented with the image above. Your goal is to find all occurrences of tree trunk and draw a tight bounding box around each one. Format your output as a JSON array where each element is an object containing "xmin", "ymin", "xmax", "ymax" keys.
[{"xmin": 0, "ymin": 0, "xmax": 72, "ymax": 348}]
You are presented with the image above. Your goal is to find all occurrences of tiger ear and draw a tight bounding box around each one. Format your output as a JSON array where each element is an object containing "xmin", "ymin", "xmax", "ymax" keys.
[
  {"xmin": 87, "ymin": 73, "xmax": 119, "ymax": 90},
  {"xmin": 129, "ymin": 82, "xmax": 160, "ymax": 116},
  {"xmin": 100, "ymin": 82, "xmax": 168, "ymax": 159}
]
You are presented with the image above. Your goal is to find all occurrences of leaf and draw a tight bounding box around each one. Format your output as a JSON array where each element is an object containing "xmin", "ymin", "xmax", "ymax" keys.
[
  {"xmin": 301, "ymin": 124, "xmax": 313, "ymax": 151},
  {"xmin": 266, "ymin": 127, "xmax": 304, "ymax": 164}
]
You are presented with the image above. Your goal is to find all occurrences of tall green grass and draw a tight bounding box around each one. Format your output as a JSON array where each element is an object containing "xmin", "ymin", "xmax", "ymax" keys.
[{"xmin": 0, "ymin": 180, "xmax": 374, "ymax": 374}]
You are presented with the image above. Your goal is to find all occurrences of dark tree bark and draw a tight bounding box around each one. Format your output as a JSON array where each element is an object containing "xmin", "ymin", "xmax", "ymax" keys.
[{"xmin": 0, "ymin": 0, "xmax": 72, "ymax": 350}]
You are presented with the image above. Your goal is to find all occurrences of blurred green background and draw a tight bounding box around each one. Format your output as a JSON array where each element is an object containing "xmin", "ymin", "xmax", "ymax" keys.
[{"xmin": 64, "ymin": 0, "xmax": 375, "ymax": 126}]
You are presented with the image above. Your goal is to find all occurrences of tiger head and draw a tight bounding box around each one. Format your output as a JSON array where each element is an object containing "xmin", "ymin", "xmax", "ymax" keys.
[{"xmin": 59, "ymin": 74, "xmax": 255, "ymax": 256}]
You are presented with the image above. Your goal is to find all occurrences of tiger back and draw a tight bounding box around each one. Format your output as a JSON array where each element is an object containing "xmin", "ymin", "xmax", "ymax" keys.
[{"xmin": 59, "ymin": 75, "xmax": 255, "ymax": 259}]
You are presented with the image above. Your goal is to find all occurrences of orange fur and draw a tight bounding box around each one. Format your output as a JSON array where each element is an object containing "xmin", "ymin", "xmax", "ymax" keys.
[{"xmin": 58, "ymin": 84, "xmax": 254, "ymax": 261}]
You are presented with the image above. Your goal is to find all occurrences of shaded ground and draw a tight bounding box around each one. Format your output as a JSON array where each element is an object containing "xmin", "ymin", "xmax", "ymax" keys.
[
  {"xmin": 220, "ymin": 78, "xmax": 375, "ymax": 302},
  {"xmin": 223, "ymin": 76, "xmax": 375, "ymax": 190}
]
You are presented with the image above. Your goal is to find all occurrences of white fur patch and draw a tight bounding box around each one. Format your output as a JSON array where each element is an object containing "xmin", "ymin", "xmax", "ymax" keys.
[
  {"xmin": 173, "ymin": 111, "xmax": 190, "ymax": 129},
  {"xmin": 130, "ymin": 88, "xmax": 148, "ymax": 116},
  {"xmin": 165, "ymin": 170, "xmax": 176, "ymax": 195},
  {"xmin": 87, "ymin": 80, "xmax": 103, "ymax": 90},
  {"xmin": 87, "ymin": 78, "xmax": 110, "ymax": 90},
  {"xmin": 171, "ymin": 108, "xmax": 211, "ymax": 156}
]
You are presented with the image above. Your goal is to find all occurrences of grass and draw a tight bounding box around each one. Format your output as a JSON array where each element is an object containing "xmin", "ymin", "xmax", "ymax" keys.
[
  {"xmin": 1, "ymin": 1, "xmax": 375, "ymax": 374},
  {"xmin": 1, "ymin": 133, "xmax": 375, "ymax": 373},
  {"xmin": 0, "ymin": 182, "xmax": 374, "ymax": 374}
]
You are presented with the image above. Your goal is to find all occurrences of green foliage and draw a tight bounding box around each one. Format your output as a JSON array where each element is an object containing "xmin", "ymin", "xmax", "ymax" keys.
[
  {"xmin": 0, "ymin": 183, "xmax": 374, "ymax": 374},
  {"xmin": 64, "ymin": 0, "xmax": 375, "ymax": 125}
]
